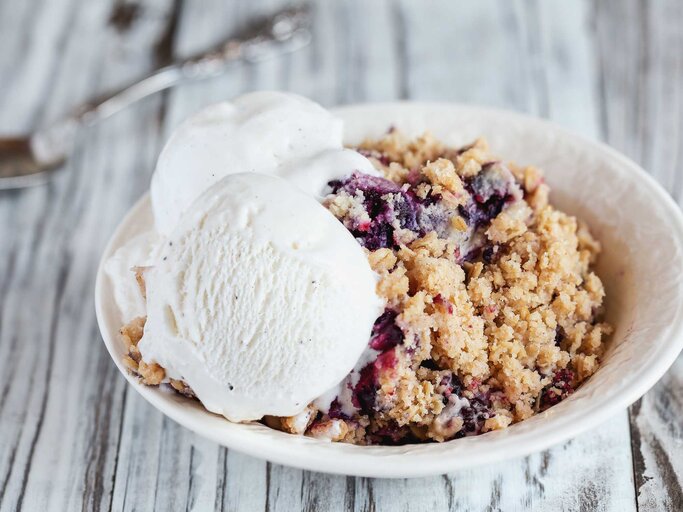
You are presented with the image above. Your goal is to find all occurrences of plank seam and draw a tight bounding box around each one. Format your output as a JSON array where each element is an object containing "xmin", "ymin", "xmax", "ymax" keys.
[{"xmin": 14, "ymin": 258, "xmax": 69, "ymax": 511}]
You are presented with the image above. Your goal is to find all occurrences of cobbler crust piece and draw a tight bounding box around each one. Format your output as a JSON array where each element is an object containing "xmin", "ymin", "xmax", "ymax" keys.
[
  {"xmin": 118, "ymin": 130, "xmax": 610, "ymax": 445},
  {"xmin": 120, "ymin": 315, "xmax": 194, "ymax": 397},
  {"xmin": 297, "ymin": 131, "xmax": 610, "ymax": 444}
]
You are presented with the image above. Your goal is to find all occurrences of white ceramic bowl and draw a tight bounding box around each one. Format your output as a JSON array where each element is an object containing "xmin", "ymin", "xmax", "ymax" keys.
[{"xmin": 95, "ymin": 102, "xmax": 683, "ymax": 478}]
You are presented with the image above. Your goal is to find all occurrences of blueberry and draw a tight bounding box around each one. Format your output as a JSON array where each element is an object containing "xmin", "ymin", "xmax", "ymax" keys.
[
  {"xmin": 369, "ymin": 310, "xmax": 404, "ymax": 351},
  {"xmin": 327, "ymin": 398, "xmax": 351, "ymax": 420},
  {"xmin": 329, "ymin": 172, "xmax": 423, "ymax": 250},
  {"xmin": 419, "ymin": 359, "xmax": 440, "ymax": 370},
  {"xmin": 434, "ymin": 374, "xmax": 492, "ymax": 438},
  {"xmin": 457, "ymin": 394, "xmax": 493, "ymax": 436},
  {"xmin": 482, "ymin": 245, "xmax": 498, "ymax": 264},
  {"xmin": 540, "ymin": 369, "xmax": 575, "ymax": 409},
  {"xmin": 369, "ymin": 422, "xmax": 413, "ymax": 445},
  {"xmin": 393, "ymin": 194, "xmax": 420, "ymax": 232},
  {"xmin": 554, "ymin": 326, "xmax": 566, "ymax": 346},
  {"xmin": 437, "ymin": 373, "xmax": 464, "ymax": 399},
  {"xmin": 351, "ymin": 349, "xmax": 397, "ymax": 414},
  {"xmin": 460, "ymin": 162, "xmax": 518, "ymax": 229},
  {"xmin": 352, "ymin": 363, "xmax": 377, "ymax": 413}
]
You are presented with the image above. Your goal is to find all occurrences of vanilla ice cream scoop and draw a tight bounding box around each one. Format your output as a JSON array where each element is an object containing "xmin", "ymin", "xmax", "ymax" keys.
[
  {"xmin": 138, "ymin": 173, "xmax": 383, "ymax": 422},
  {"xmin": 151, "ymin": 91, "xmax": 378, "ymax": 236}
]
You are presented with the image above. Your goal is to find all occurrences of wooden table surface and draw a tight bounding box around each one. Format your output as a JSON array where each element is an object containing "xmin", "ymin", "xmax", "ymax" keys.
[{"xmin": 1, "ymin": 0, "xmax": 682, "ymax": 510}]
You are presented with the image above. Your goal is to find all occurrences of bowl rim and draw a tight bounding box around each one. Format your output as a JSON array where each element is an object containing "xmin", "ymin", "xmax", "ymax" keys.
[{"xmin": 95, "ymin": 101, "xmax": 683, "ymax": 478}]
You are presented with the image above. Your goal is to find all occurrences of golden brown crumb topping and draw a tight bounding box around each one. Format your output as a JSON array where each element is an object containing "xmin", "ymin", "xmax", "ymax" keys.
[{"xmin": 120, "ymin": 130, "xmax": 610, "ymax": 445}]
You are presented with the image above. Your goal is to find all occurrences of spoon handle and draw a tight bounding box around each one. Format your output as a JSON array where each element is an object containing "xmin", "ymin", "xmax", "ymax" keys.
[
  {"xmin": 30, "ymin": 5, "xmax": 310, "ymax": 167},
  {"xmin": 75, "ymin": 5, "xmax": 311, "ymax": 126}
]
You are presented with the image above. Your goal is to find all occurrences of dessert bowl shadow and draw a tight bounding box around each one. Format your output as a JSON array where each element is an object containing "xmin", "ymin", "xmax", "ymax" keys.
[{"xmin": 95, "ymin": 102, "xmax": 683, "ymax": 478}]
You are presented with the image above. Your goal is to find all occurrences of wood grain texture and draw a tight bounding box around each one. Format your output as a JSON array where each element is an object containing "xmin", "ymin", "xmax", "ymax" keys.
[
  {"xmin": 0, "ymin": 1, "xmax": 175, "ymax": 511},
  {"xmin": 595, "ymin": 1, "xmax": 683, "ymax": 510},
  {"xmin": 0, "ymin": 0, "xmax": 680, "ymax": 511}
]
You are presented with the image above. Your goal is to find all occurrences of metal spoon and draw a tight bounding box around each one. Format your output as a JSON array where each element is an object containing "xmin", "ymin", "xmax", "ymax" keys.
[{"xmin": 0, "ymin": 4, "xmax": 311, "ymax": 190}]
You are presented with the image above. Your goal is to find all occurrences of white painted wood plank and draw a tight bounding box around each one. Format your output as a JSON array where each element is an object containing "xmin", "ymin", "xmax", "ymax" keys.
[
  {"xmin": 0, "ymin": 1, "xmax": 176, "ymax": 511},
  {"xmin": 629, "ymin": 356, "xmax": 683, "ymax": 511},
  {"xmin": 444, "ymin": 416, "xmax": 634, "ymax": 511},
  {"xmin": 117, "ymin": 3, "xmax": 401, "ymax": 510},
  {"xmin": 106, "ymin": 2, "xmax": 256, "ymax": 511},
  {"xmin": 374, "ymin": 1, "xmax": 637, "ymax": 510},
  {"xmin": 526, "ymin": 0, "xmax": 601, "ymax": 138},
  {"xmin": 108, "ymin": 2, "xmax": 291, "ymax": 510},
  {"xmin": 393, "ymin": 0, "xmax": 531, "ymax": 110},
  {"xmin": 595, "ymin": 0, "xmax": 683, "ymax": 199},
  {"xmin": 528, "ymin": 7, "xmax": 636, "ymax": 511},
  {"xmin": 122, "ymin": 2, "xmax": 400, "ymax": 509},
  {"xmin": 163, "ymin": 0, "xmax": 251, "ymax": 136},
  {"xmin": 595, "ymin": 1, "xmax": 683, "ymax": 510}
]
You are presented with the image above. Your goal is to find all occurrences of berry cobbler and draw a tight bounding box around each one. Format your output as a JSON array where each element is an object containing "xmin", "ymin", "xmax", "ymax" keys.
[{"xmin": 120, "ymin": 130, "xmax": 611, "ymax": 445}]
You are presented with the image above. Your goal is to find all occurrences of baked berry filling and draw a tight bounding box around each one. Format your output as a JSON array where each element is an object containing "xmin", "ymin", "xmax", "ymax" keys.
[
  {"xmin": 329, "ymin": 161, "xmax": 523, "ymax": 261},
  {"xmin": 540, "ymin": 369, "xmax": 575, "ymax": 409},
  {"xmin": 328, "ymin": 172, "xmax": 424, "ymax": 250},
  {"xmin": 303, "ymin": 132, "xmax": 610, "ymax": 444},
  {"xmin": 459, "ymin": 162, "xmax": 518, "ymax": 229},
  {"xmin": 123, "ymin": 131, "xmax": 610, "ymax": 446}
]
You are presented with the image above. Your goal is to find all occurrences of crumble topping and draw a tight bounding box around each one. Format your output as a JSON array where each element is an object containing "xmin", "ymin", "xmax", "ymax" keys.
[
  {"xmin": 120, "ymin": 316, "xmax": 194, "ymax": 397},
  {"xmin": 120, "ymin": 130, "xmax": 611, "ymax": 445}
]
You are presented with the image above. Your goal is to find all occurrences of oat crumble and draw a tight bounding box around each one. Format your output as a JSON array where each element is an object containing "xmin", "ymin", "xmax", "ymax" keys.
[{"xmin": 120, "ymin": 130, "xmax": 610, "ymax": 445}]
